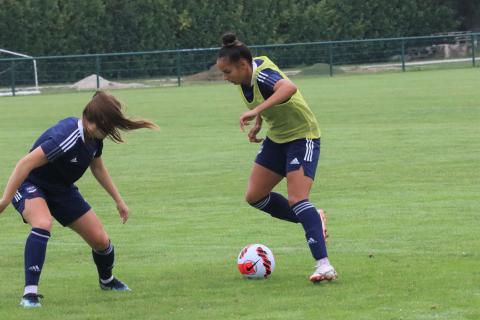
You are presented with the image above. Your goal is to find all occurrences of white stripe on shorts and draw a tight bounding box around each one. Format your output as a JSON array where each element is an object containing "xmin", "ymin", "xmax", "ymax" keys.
[{"xmin": 304, "ymin": 139, "xmax": 313, "ymax": 162}]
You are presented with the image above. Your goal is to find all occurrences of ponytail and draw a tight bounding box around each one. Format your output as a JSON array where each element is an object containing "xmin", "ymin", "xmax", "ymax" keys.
[
  {"xmin": 83, "ymin": 91, "xmax": 158, "ymax": 143},
  {"xmin": 218, "ymin": 32, "xmax": 252, "ymax": 64}
]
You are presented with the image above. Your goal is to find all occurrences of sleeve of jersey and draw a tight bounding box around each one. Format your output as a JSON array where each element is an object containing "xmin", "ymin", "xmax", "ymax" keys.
[
  {"xmin": 40, "ymin": 130, "xmax": 81, "ymax": 162},
  {"xmin": 256, "ymin": 68, "xmax": 284, "ymax": 100},
  {"xmin": 40, "ymin": 138, "xmax": 64, "ymax": 162}
]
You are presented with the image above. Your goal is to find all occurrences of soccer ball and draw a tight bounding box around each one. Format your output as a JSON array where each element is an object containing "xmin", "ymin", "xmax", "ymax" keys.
[{"xmin": 237, "ymin": 244, "xmax": 275, "ymax": 279}]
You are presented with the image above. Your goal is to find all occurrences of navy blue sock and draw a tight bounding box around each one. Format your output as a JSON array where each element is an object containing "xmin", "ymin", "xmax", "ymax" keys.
[
  {"xmin": 92, "ymin": 242, "xmax": 114, "ymax": 281},
  {"xmin": 250, "ymin": 192, "xmax": 299, "ymax": 223},
  {"xmin": 291, "ymin": 200, "xmax": 327, "ymax": 260},
  {"xmin": 24, "ymin": 228, "xmax": 50, "ymax": 287}
]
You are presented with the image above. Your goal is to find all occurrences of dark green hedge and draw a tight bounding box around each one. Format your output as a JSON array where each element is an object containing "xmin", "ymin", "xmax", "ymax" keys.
[{"xmin": 0, "ymin": 0, "xmax": 474, "ymax": 55}]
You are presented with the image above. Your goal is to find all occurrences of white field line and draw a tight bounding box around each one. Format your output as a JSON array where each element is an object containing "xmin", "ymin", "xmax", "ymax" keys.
[{"xmin": 341, "ymin": 56, "xmax": 480, "ymax": 71}]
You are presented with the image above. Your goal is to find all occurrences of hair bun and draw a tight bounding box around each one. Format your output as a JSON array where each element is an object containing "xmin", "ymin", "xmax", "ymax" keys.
[{"xmin": 221, "ymin": 32, "xmax": 238, "ymax": 48}]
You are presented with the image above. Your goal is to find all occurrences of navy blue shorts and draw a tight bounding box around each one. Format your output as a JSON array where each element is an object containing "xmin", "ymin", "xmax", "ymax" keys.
[
  {"xmin": 255, "ymin": 137, "xmax": 321, "ymax": 179},
  {"xmin": 12, "ymin": 181, "xmax": 91, "ymax": 226}
]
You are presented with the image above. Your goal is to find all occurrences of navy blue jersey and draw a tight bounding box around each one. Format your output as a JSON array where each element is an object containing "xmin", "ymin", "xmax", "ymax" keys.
[
  {"xmin": 241, "ymin": 58, "xmax": 284, "ymax": 102},
  {"xmin": 27, "ymin": 117, "xmax": 103, "ymax": 191}
]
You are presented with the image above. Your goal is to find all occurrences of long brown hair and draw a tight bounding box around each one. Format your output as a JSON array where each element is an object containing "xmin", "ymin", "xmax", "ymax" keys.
[{"xmin": 82, "ymin": 91, "xmax": 158, "ymax": 143}]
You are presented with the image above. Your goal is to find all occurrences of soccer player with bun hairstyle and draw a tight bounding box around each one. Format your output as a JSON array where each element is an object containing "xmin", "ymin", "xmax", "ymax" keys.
[
  {"xmin": 0, "ymin": 91, "xmax": 158, "ymax": 307},
  {"xmin": 217, "ymin": 32, "xmax": 337, "ymax": 283}
]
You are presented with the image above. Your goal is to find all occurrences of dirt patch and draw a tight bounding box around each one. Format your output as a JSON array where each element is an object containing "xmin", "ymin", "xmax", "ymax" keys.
[
  {"xmin": 184, "ymin": 65, "xmax": 224, "ymax": 82},
  {"xmin": 184, "ymin": 64, "xmax": 330, "ymax": 81},
  {"xmin": 71, "ymin": 74, "xmax": 148, "ymax": 90}
]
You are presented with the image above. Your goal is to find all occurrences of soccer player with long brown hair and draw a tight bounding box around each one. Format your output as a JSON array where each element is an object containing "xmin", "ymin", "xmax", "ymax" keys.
[{"xmin": 0, "ymin": 91, "xmax": 158, "ymax": 307}]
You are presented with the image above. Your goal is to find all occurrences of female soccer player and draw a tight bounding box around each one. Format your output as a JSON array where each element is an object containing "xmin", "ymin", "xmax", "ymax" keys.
[
  {"xmin": 216, "ymin": 32, "xmax": 337, "ymax": 283},
  {"xmin": 0, "ymin": 91, "xmax": 158, "ymax": 307}
]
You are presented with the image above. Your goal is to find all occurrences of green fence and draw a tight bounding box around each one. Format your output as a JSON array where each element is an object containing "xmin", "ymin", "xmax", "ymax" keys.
[{"xmin": 1, "ymin": 32, "xmax": 478, "ymax": 96}]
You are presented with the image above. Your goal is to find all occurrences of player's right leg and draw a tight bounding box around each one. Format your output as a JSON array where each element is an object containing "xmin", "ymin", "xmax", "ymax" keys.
[
  {"xmin": 245, "ymin": 162, "xmax": 283, "ymax": 204},
  {"xmin": 246, "ymin": 138, "xmax": 299, "ymax": 223},
  {"xmin": 17, "ymin": 193, "xmax": 53, "ymax": 308},
  {"xmin": 246, "ymin": 163, "xmax": 301, "ymax": 222}
]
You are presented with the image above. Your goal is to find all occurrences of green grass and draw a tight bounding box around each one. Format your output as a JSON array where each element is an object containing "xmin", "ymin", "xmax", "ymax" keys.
[{"xmin": 0, "ymin": 68, "xmax": 479, "ymax": 320}]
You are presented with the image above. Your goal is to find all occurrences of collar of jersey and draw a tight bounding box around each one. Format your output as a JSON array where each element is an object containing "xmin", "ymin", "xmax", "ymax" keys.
[
  {"xmin": 77, "ymin": 119, "xmax": 85, "ymax": 142},
  {"xmin": 250, "ymin": 60, "xmax": 258, "ymax": 86}
]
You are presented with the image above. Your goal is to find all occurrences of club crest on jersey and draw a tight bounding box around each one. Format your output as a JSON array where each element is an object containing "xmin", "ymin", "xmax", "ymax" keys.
[{"xmin": 26, "ymin": 186, "xmax": 38, "ymax": 193}]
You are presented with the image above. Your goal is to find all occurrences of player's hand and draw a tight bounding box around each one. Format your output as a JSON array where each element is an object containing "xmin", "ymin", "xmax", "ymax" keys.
[
  {"xmin": 248, "ymin": 125, "xmax": 263, "ymax": 143},
  {"xmin": 116, "ymin": 199, "xmax": 129, "ymax": 224},
  {"xmin": 239, "ymin": 109, "xmax": 258, "ymax": 131},
  {"xmin": 0, "ymin": 197, "xmax": 8, "ymax": 214}
]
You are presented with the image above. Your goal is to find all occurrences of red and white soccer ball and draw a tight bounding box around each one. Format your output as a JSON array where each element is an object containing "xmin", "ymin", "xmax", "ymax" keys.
[{"xmin": 237, "ymin": 244, "xmax": 275, "ymax": 279}]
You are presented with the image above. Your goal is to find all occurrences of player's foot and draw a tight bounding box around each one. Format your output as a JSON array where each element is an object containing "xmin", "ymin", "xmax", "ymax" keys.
[
  {"xmin": 99, "ymin": 277, "xmax": 131, "ymax": 291},
  {"xmin": 309, "ymin": 263, "xmax": 337, "ymax": 283},
  {"xmin": 20, "ymin": 293, "xmax": 43, "ymax": 308},
  {"xmin": 318, "ymin": 209, "xmax": 328, "ymax": 241}
]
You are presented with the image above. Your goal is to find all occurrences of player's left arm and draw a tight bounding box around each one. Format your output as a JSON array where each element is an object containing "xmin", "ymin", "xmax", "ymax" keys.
[
  {"xmin": 239, "ymin": 79, "xmax": 297, "ymax": 130},
  {"xmin": 90, "ymin": 157, "xmax": 129, "ymax": 224}
]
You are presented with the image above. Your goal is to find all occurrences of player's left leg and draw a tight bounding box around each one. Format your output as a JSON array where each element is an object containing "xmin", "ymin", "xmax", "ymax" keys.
[
  {"xmin": 68, "ymin": 210, "xmax": 130, "ymax": 291},
  {"xmin": 287, "ymin": 168, "xmax": 336, "ymax": 282},
  {"xmin": 285, "ymin": 138, "xmax": 336, "ymax": 282}
]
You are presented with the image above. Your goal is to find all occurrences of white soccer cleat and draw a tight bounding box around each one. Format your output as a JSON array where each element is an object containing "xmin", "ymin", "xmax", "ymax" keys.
[
  {"xmin": 318, "ymin": 209, "xmax": 328, "ymax": 241},
  {"xmin": 309, "ymin": 263, "xmax": 337, "ymax": 283}
]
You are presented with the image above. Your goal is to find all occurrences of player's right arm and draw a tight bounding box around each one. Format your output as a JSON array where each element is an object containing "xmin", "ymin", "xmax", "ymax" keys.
[{"xmin": 0, "ymin": 147, "xmax": 48, "ymax": 214}]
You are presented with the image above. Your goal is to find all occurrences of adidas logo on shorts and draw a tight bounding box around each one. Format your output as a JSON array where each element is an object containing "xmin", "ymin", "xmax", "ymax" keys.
[{"xmin": 290, "ymin": 158, "xmax": 300, "ymax": 165}]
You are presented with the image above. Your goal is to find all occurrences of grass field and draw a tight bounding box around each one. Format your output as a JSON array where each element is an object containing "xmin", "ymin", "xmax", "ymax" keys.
[{"xmin": 0, "ymin": 68, "xmax": 479, "ymax": 320}]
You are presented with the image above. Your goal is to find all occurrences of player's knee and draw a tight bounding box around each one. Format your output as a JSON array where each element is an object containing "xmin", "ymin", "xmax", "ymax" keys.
[
  {"xmin": 31, "ymin": 217, "xmax": 53, "ymax": 232},
  {"xmin": 91, "ymin": 233, "xmax": 110, "ymax": 251},
  {"xmin": 245, "ymin": 191, "xmax": 255, "ymax": 205},
  {"xmin": 287, "ymin": 195, "xmax": 306, "ymax": 207},
  {"xmin": 245, "ymin": 191, "xmax": 266, "ymax": 206}
]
